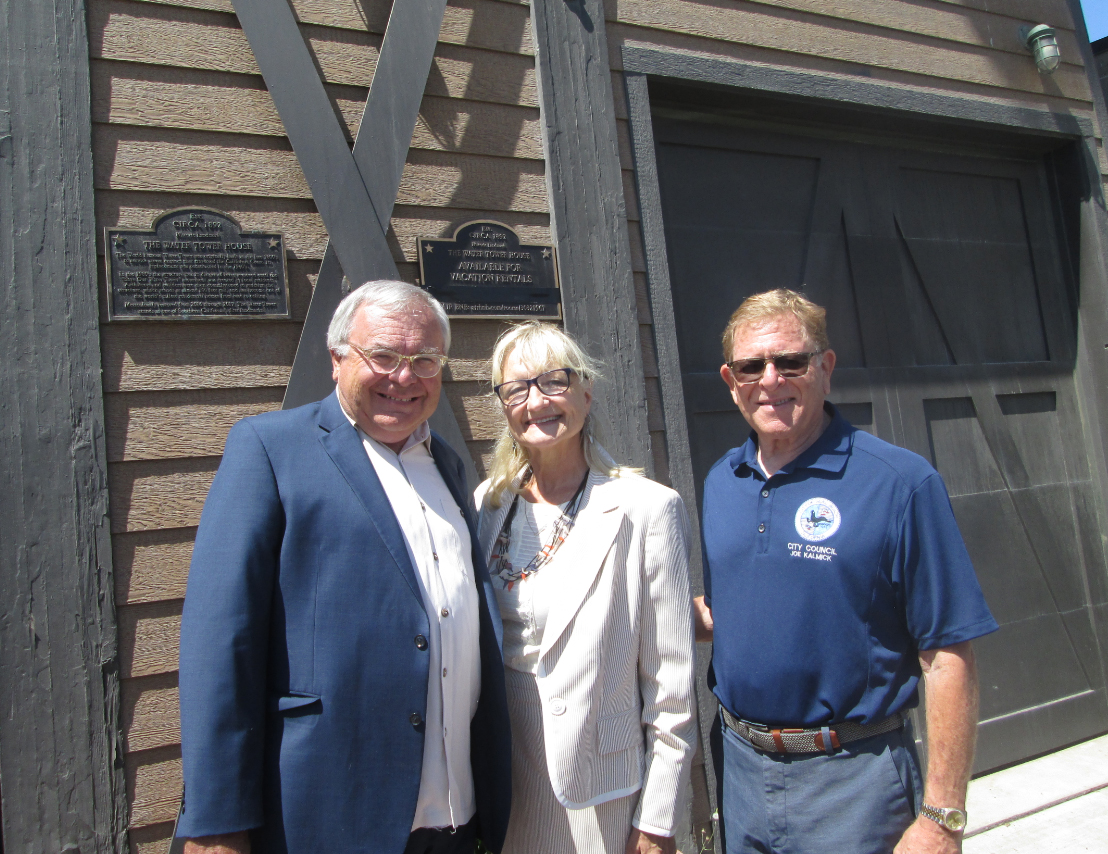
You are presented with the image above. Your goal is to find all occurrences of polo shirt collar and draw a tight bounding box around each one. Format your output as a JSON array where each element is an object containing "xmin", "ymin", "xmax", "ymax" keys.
[{"xmin": 731, "ymin": 402, "xmax": 853, "ymax": 478}]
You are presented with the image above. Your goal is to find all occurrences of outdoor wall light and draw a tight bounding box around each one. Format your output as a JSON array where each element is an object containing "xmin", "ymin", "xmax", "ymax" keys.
[{"xmin": 1020, "ymin": 24, "xmax": 1061, "ymax": 75}]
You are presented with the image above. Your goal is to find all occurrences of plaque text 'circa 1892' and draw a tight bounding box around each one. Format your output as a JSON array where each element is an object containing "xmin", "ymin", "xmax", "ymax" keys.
[
  {"xmin": 417, "ymin": 221, "xmax": 559, "ymax": 319},
  {"xmin": 105, "ymin": 208, "xmax": 290, "ymax": 321}
]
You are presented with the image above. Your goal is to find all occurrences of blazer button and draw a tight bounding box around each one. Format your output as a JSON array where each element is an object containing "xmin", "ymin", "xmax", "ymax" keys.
[
  {"xmin": 415, "ymin": 634, "xmax": 428, "ymax": 650},
  {"xmin": 410, "ymin": 712, "xmax": 423, "ymax": 727},
  {"xmin": 549, "ymin": 698, "xmax": 566, "ymax": 716}
]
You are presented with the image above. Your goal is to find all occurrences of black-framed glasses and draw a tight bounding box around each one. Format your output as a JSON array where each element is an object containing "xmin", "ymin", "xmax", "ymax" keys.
[
  {"xmin": 494, "ymin": 368, "xmax": 576, "ymax": 405},
  {"xmin": 350, "ymin": 344, "xmax": 447, "ymax": 378},
  {"xmin": 726, "ymin": 351, "xmax": 823, "ymax": 384}
]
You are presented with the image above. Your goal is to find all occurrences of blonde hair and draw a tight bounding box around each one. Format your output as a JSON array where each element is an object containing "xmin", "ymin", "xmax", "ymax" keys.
[
  {"xmin": 485, "ymin": 322, "xmax": 638, "ymax": 507},
  {"xmin": 721, "ymin": 289, "xmax": 829, "ymax": 362}
]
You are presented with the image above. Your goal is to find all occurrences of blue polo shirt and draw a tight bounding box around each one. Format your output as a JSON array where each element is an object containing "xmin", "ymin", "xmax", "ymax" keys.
[{"xmin": 703, "ymin": 405, "xmax": 998, "ymax": 727}]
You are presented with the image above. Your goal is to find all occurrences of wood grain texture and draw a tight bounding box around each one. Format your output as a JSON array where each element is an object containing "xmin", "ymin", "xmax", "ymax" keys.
[
  {"xmin": 640, "ymin": 324, "xmax": 659, "ymax": 378},
  {"xmin": 125, "ymin": 745, "xmax": 183, "ymax": 826},
  {"xmin": 94, "ymin": 67, "xmax": 544, "ymax": 159},
  {"xmin": 446, "ymin": 382, "xmax": 502, "ymax": 441},
  {"xmin": 606, "ymin": 7, "xmax": 1091, "ymax": 105},
  {"xmin": 129, "ymin": 821, "xmax": 176, "ymax": 853},
  {"xmin": 443, "ymin": 319, "xmax": 515, "ymax": 380},
  {"xmin": 122, "ymin": 673, "xmax": 180, "ymax": 753},
  {"xmin": 610, "ymin": 45, "xmax": 1085, "ymax": 124},
  {"xmin": 532, "ymin": 0, "xmax": 652, "ymax": 472},
  {"xmin": 604, "ymin": 0, "xmax": 1085, "ymax": 62},
  {"xmin": 650, "ymin": 430, "xmax": 670, "ymax": 487},
  {"xmin": 0, "ymin": 0, "xmax": 127, "ymax": 847},
  {"xmin": 622, "ymin": 45, "xmax": 1095, "ymax": 138},
  {"xmin": 123, "ymin": 0, "xmax": 534, "ymax": 54},
  {"xmin": 620, "ymin": 67, "xmax": 703, "ymax": 576},
  {"xmin": 101, "ymin": 321, "xmax": 300, "ymax": 392},
  {"xmin": 466, "ymin": 438, "xmax": 497, "ymax": 481},
  {"xmin": 634, "ymin": 271, "xmax": 653, "ymax": 324},
  {"xmin": 646, "ymin": 377, "xmax": 666, "ymax": 432},
  {"xmin": 118, "ymin": 600, "xmax": 184, "ymax": 678},
  {"xmin": 114, "ymin": 528, "xmax": 196, "ymax": 605},
  {"xmin": 105, "ymin": 387, "xmax": 284, "ymax": 461},
  {"xmin": 108, "ymin": 457, "xmax": 219, "ymax": 532},
  {"xmin": 90, "ymin": 0, "xmax": 539, "ymax": 106},
  {"xmin": 94, "ymin": 125, "xmax": 549, "ymax": 211},
  {"xmin": 105, "ymin": 391, "xmax": 497, "ymax": 527}
]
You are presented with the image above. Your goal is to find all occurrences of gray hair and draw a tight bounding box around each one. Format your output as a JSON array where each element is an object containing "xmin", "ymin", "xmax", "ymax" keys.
[{"xmin": 327, "ymin": 280, "xmax": 451, "ymax": 356}]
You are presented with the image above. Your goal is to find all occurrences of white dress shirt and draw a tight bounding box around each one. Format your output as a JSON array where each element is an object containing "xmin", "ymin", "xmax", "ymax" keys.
[{"xmin": 348, "ymin": 416, "xmax": 481, "ymax": 831}]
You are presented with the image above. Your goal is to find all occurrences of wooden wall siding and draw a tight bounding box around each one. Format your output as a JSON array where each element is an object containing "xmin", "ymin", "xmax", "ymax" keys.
[
  {"xmin": 604, "ymin": 0, "xmax": 1094, "ymax": 114},
  {"xmin": 91, "ymin": 0, "xmax": 545, "ymax": 846}
]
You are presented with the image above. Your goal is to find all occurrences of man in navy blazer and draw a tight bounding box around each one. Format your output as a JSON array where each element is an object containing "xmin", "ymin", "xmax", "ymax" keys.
[{"xmin": 178, "ymin": 280, "xmax": 511, "ymax": 854}]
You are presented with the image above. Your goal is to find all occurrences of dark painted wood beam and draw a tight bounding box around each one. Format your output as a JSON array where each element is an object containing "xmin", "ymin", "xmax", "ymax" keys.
[
  {"xmin": 273, "ymin": 0, "xmax": 449, "ymax": 410},
  {"xmin": 230, "ymin": 0, "xmax": 476, "ymax": 484},
  {"xmin": 230, "ymin": 0, "xmax": 391, "ymax": 283},
  {"xmin": 531, "ymin": 0, "xmax": 652, "ymax": 472},
  {"xmin": 0, "ymin": 0, "xmax": 126, "ymax": 850}
]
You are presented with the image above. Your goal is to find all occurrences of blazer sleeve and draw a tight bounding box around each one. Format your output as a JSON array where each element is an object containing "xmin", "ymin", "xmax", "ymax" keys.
[
  {"xmin": 177, "ymin": 419, "xmax": 284, "ymax": 837},
  {"xmin": 632, "ymin": 489, "xmax": 698, "ymax": 836}
]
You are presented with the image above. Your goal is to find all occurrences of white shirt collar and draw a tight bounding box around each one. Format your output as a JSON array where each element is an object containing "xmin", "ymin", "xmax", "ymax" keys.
[{"xmin": 338, "ymin": 400, "xmax": 432, "ymax": 454}]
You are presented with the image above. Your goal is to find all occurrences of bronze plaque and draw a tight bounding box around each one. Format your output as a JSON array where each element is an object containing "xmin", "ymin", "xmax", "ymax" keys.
[
  {"xmin": 417, "ymin": 220, "xmax": 559, "ymax": 319},
  {"xmin": 105, "ymin": 208, "xmax": 289, "ymax": 321}
]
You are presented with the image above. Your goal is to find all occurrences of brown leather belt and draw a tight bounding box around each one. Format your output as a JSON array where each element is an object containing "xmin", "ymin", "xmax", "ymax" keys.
[{"xmin": 720, "ymin": 705, "xmax": 904, "ymax": 755}]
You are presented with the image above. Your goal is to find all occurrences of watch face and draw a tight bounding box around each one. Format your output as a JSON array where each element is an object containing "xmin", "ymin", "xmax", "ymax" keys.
[{"xmin": 944, "ymin": 809, "xmax": 967, "ymax": 831}]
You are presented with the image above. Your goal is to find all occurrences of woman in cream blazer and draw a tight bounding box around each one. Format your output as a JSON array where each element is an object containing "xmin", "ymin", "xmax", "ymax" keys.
[{"xmin": 476, "ymin": 321, "xmax": 697, "ymax": 854}]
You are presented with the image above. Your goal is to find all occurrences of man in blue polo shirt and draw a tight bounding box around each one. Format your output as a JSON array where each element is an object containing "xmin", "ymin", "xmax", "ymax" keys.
[{"xmin": 694, "ymin": 289, "xmax": 997, "ymax": 854}]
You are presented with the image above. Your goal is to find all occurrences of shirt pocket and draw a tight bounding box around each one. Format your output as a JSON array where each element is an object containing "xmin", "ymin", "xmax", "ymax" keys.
[{"xmin": 597, "ymin": 707, "xmax": 642, "ymax": 755}]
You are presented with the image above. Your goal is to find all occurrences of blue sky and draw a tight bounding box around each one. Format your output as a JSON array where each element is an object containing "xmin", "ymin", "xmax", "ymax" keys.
[{"xmin": 1080, "ymin": 0, "xmax": 1108, "ymax": 42}]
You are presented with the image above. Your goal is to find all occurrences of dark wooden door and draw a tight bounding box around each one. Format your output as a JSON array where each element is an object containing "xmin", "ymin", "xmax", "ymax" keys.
[{"xmin": 653, "ymin": 116, "xmax": 1108, "ymax": 772}]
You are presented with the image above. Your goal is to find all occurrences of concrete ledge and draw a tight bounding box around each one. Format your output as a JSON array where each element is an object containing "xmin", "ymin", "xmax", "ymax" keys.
[{"xmin": 963, "ymin": 733, "xmax": 1108, "ymax": 851}]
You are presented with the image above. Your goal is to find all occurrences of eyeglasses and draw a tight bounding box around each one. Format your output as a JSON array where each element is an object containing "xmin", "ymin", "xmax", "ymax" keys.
[
  {"xmin": 726, "ymin": 351, "xmax": 823, "ymax": 384},
  {"xmin": 494, "ymin": 368, "xmax": 575, "ymax": 406},
  {"xmin": 350, "ymin": 344, "xmax": 447, "ymax": 378}
]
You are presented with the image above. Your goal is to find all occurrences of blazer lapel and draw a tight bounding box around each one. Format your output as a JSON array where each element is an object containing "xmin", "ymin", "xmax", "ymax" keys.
[
  {"xmin": 316, "ymin": 392, "xmax": 423, "ymax": 603},
  {"xmin": 538, "ymin": 473, "xmax": 625, "ymax": 662},
  {"xmin": 478, "ymin": 496, "xmax": 513, "ymax": 567}
]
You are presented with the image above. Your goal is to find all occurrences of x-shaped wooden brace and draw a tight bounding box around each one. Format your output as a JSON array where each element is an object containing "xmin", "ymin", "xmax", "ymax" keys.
[{"xmin": 230, "ymin": 0, "xmax": 477, "ymax": 485}]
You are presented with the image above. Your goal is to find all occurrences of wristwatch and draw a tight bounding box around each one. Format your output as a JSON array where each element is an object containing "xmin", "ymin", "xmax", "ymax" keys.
[{"xmin": 920, "ymin": 803, "xmax": 968, "ymax": 832}]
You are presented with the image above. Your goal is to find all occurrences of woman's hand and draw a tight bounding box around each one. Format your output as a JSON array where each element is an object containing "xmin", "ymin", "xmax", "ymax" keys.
[
  {"xmin": 693, "ymin": 596, "xmax": 713, "ymax": 642},
  {"xmin": 625, "ymin": 828, "xmax": 678, "ymax": 854}
]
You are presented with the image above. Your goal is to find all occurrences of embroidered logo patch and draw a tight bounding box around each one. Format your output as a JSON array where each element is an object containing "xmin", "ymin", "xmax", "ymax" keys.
[{"xmin": 794, "ymin": 497, "xmax": 841, "ymax": 542}]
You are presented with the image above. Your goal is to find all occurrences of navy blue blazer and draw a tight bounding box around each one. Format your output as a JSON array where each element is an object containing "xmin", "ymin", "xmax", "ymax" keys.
[{"xmin": 178, "ymin": 391, "xmax": 511, "ymax": 853}]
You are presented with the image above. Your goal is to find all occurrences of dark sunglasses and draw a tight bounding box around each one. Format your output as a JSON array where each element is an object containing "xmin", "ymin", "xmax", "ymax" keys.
[
  {"xmin": 494, "ymin": 368, "xmax": 575, "ymax": 405},
  {"xmin": 726, "ymin": 351, "xmax": 823, "ymax": 384}
]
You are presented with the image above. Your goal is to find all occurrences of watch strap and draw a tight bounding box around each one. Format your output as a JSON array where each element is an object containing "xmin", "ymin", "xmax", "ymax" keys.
[{"xmin": 920, "ymin": 803, "xmax": 967, "ymax": 832}]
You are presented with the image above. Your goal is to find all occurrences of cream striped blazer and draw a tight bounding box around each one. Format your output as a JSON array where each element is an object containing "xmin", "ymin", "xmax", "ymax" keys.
[{"xmin": 476, "ymin": 471, "xmax": 698, "ymax": 836}]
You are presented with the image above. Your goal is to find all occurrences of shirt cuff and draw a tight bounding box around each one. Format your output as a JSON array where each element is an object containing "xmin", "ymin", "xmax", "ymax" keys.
[{"xmin": 632, "ymin": 817, "xmax": 676, "ymax": 838}]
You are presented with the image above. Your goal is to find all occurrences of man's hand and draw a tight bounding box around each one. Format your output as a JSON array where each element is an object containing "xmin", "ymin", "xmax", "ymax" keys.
[
  {"xmin": 183, "ymin": 831, "xmax": 251, "ymax": 854},
  {"xmin": 693, "ymin": 596, "xmax": 713, "ymax": 643},
  {"xmin": 625, "ymin": 828, "xmax": 678, "ymax": 854},
  {"xmin": 893, "ymin": 815, "xmax": 961, "ymax": 854}
]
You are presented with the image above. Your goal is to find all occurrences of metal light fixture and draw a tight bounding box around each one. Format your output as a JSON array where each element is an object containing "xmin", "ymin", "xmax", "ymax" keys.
[{"xmin": 1020, "ymin": 24, "xmax": 1061, "ymax": 75}]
